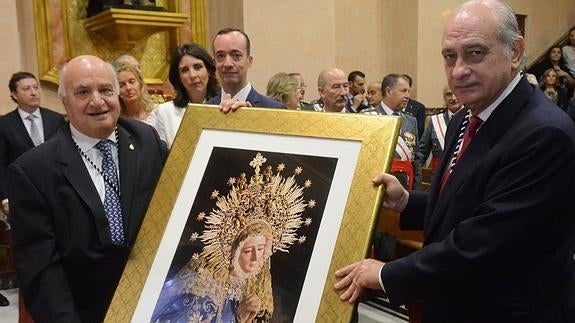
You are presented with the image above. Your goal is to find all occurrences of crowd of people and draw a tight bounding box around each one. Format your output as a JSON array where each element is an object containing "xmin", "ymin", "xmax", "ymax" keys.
[{"xmin": 0, "ymin": 0, "xmax": 574, "ymax": 322}]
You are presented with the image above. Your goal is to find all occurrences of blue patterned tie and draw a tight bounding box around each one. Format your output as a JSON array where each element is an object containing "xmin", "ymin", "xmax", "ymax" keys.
[{"xmin": 95, "ymin": 140, "xmax": 124, "ymax": 244}]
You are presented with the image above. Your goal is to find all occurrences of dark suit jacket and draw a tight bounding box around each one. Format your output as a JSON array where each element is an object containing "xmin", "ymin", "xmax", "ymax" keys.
[
  {"xmin": 381, "ymin": 77, "xmax": 575, "ymax": 322},
  {"xmin": 8, "ymin": 118, "xmax": 167, "ymax": 323},
  {"xmin": 206, "ymin": 87, "xmax": 285, "ymax": 108},
  {"xmin": 404, "ymin": 98, "xmax": 426, "ymax": 138},
  {"xmin": 0, "ymin": 107, "xmax": 66, "ymax": 201},
  {"xmin": 567, "ymin": 97, "xmax": 575, "ymax": 124}
]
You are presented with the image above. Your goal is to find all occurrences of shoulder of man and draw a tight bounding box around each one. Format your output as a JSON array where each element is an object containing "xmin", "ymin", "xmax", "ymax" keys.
[{"xmin": 247, "ymin": 88, "xmax": 285, "ymax": 108}]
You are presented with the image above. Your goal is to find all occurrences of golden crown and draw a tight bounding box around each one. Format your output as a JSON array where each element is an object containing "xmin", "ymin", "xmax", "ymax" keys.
[{"xmin": 191, "ymin": 152, "xmax": 315, "ymax": 277}]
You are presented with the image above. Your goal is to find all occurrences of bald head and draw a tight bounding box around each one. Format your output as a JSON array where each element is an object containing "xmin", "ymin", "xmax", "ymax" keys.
[
  {"xmin": 317, "ymin": 68, "xmax": 349, "ymax": 112},
  {"xmin": 59, "ymin": 55, "xmax": 121, "ymax": 139}
]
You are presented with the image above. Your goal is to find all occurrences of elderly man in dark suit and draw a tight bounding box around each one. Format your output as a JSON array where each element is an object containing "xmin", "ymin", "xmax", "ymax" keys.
[
  {"xmin": 207, "ymin": 28, "xmax": 284, "ymax": 111},
  {"xmin": 9, "ymin": 55, "xmax": 167, "ymax": 322},
  {"xmin": 335, "ymin": 1, "xmax": 575, "ymax": 322}
]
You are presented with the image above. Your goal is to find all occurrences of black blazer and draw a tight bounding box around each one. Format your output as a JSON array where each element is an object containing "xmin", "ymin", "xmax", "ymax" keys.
[
  {"xmin": 381, "ymin": 77, "xmax": 575, "ymax": 322},
  {"xmin": 9, "ymin": 118, "xmax": 167, "ymax": 322},
  {"xmin": 404, "ymin": 98, "xmax": 426, "ymax": 138},
  {"xmin": 206, "ymin": 87, "xmax": 285, "ymax": 108},
  {"xmin": 0, "ymin": 107, "xmax": 66, "ymax": 201}
]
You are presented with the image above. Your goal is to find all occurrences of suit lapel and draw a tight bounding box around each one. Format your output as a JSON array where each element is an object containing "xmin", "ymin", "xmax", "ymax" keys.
[
  {"xmin": 426, "ymin": 78, "xmax": 533, "ymax": 236},
  {"xmin": 7, "ymin": 110, "xmax": 34, "ymax": 148},
  {"xmin": 59, "ymin": 126, "xmax": 112, "ymax": 245},
  {"xmin": 39, "ymin": 107, "xmax": 62, "ymax": 138},
  {"xmin": 246, "ymin": 88, "xmax": 260, "ymax": 106},
  {"xmin": 117, "ymin": 124, "xmax": 138, "ymax": 242}
]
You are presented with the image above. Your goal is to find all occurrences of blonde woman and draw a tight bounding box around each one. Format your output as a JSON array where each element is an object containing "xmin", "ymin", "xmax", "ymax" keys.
[
  {"xmin": 115, "ymin": 63, "xmax": 157, "ymax": 126},
  {"xmin": 266, "ymin": 73, "xmax": 302, "ymax": 110}
]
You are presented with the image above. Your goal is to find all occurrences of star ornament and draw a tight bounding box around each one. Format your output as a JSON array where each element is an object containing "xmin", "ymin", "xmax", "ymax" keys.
[
  {"xmin": 190, "ymin": 232, "xmax": 199, "ymax": 241},
  {"xmin": 308, "ymin": 200, "xmax": 316, "ymax": 208},
  {"xmin": 211, "ymin": 190, "xmax": 219, "ymax": 199},
  {"xmin": 304, "ymin": 218, "xmax": 312, "ymax": 226},
  {"xmin": 294, "ymin": 166, "xmax": 303, "ymax": 175},
  {"xmin": 304, "ymin": 179, "xmax": 312, "ymax": 188},
  {"xmin": 298, "ymin": 236, "xmax": 307, "ymax": 244},
  {"xmin": 227, "ymin": 177, "xmax": 236, "ymax": 186},
  {"xmin": 197, "ymin": 212, "xmax": 205, "ymax": 221},
  {"xmin": 277, "ymin": 163, "xmax": 285, "ymax": 172}
]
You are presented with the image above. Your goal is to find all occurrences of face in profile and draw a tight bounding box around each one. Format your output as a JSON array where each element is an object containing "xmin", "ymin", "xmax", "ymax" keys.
[
  {"xmin": 385, "ymin": 77, "xmax": 410, "ymax": 111},
  {"xmin": 238, "ymin": 234, "xmax": 267, "ymax": 274},
  {"xmin": 350, "ymin": 75, "xmax": 366, "ymax": 96},
  {"xmin": 118, "ymin": 70, "xmax": 142, "ymax": 104}
]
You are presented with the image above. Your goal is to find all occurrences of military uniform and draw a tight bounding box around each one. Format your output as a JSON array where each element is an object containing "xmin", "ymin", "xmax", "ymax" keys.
[{"xmin": 363, "ymin": 103, "xmax": 422, "ymax": 190}]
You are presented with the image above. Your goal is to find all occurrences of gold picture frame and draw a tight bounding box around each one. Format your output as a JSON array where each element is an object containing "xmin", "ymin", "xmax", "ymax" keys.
[{"xmin": 106, "ymin": 105, "xmax": 401, "ymax": 322}]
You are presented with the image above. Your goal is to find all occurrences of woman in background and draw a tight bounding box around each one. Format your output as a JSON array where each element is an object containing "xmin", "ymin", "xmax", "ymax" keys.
[
  {"xmin": 266, "ymin": 72, "xmax": 302, "ymax": 110},
  {"xmin": 115, "ymin": 63, "xmax": 157, "ymax": 126},
  {"xmin": 539, "ymin": 68, "xmax": 566, "ymax": 108},
  {"xmin": 562, "ymin": 27, "xmax": 575, "ymax": 78},
  {"xmin": 153, "ymin": 43, "xmax": 219, "ymax": 148},
  {"xmin": 530, "ymin": 46, "xmax": 574, "ymax": 103}
]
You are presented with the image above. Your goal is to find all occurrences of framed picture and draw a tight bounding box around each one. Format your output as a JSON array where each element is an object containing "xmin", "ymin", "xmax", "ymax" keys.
[{"xmin": 105, "ymin": 105, "xmax": 401, "ymax": 322}]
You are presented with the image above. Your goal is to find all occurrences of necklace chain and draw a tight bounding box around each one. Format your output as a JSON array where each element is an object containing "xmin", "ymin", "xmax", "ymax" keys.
[{"xmin": 74, "ymin": 128, "xmax": 121, "ymax": 196}]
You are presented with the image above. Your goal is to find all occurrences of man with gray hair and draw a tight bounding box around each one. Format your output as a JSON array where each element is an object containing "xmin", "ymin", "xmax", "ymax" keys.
[
  {"xmin": 363, "ymin": 73, "xmax": 422, "ymax": 190},
  {"xmin": 336, "ymin": 1, "xmax": 575, "ymax": 321},
  {"xmin": 311, "ymin": 68, "xmax": 350, "ymax": 112},
  {"xmin": 9, "ymin": 55, "xmax": 167, "ymax": 322}
]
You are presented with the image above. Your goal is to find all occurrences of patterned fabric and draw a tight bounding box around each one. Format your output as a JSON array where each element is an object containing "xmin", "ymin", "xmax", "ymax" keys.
[
  {"xmin": 95, "ymin": 140, "xmax": 124, "ymax": 244},
  {"xmin": 26, "ymin": 114, "xmax": 42, "ymax": 146},
  {"xmin": 441, "ymin": 112, "xmax": 483, "ymax": 191}
]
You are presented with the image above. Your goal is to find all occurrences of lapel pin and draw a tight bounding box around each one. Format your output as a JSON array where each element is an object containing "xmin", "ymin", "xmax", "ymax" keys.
[{"xmin": 129, "ymin": 144, "xmax": 135, "ymax": 151}]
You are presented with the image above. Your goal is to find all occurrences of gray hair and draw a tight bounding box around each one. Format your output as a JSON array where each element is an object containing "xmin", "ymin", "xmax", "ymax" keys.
[
  {"xmin": 457, "ymin": 0, "xmax": 521, "ymax": 58},
  {"xmin": 58, "ymin": 60, "xmax": 119, "ymax": 97},
  {"xmin": 381, "ymin": 73, "xmax": 404, "ymax": 97}
]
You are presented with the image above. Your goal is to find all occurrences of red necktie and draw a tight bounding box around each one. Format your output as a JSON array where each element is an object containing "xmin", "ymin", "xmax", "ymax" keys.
[{"xmin": 440, "ymin": 116, "xmax": 483, "ymax": 192}]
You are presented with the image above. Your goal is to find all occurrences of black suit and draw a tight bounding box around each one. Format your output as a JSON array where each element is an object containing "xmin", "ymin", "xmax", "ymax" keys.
[
  {"xmin": 9, "ymin": 118, "xmax": 167, "ymax": 322},
  {"xmin": 404, "ymin": 98, "xmax": 426, "ymax": 138},
  {"xmin": 381, "ymin": 77, "xmax": 575, "ymax": 322},
  {"xmin": 206, "ymin": 87, "xmax": 285, "ymax": 108},
  {"xmin": 0, "ymin": 107, "xmax": 66, "ymax": 202}
]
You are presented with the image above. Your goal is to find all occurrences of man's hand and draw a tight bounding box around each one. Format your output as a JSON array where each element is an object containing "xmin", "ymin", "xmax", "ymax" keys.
[
  {"xmin": 219, "ymin": 93, "xmax": 252, "ymax": 113},
  {"xmin": 352, "ymin": 94, "xmax": 366, "ymax": 109},
  {"xmin": 373, "ymin": 173, "xmax": 409, "ymax": 212},
  {"xmin": 334, "ymin": 259, "xmax": 386, "ymax": 303},
  {"xmin": 237, "ymin": 294, "xmax": 261, "ymax": 323},
  {"xmin": 1, "ymin": 202, "xmax": 8, "ymax": 216}
]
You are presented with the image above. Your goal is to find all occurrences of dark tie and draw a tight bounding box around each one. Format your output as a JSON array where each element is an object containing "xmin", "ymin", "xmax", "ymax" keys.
[
  {"xmin": 392, "ymin": 112, "xmax": 400, "ymax": 116},
  {"xmin": 440, "ymin": 115, "xmax": 483, "ymax": 192},
  {"xmin": 26, "ymin": 114, "xmax": 42, "ymax": 146},
  {"xmin": 95, "ymin": 140, "xmax": 124, "ymax": 244}
]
